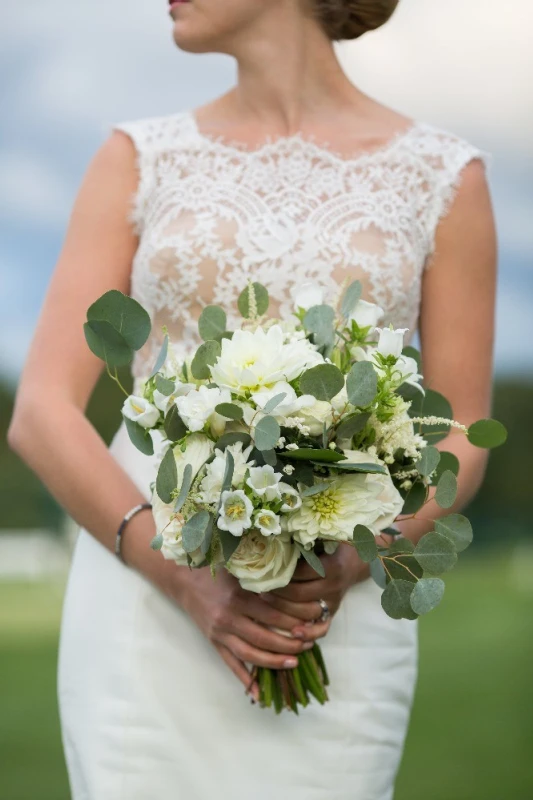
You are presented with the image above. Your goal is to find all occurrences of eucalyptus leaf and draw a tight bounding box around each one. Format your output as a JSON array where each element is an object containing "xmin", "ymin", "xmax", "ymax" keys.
[
  {"xmin": 149, "ymin": 335, "xmax": 169, "ymax": 379},
  {"xmin": 215, "ymin": 403, "xmax": 244, "ymax": 421},
  {"xmin": 150, "ymin": 533, "xmax": 163, "ymax": 551},
  {"xmin": 303, "ymin": 305, "xmax": 336, "ymax": 350},
  {"xmin": 301, "ymin": 483, "xmax": 330, "ymax": 498},
  {"xmin": 156, "ymin": 446, "xmax": 178, "ymax": 504},
  {"xmin": 174, "ymin": 463, "xmax": 193, "ymax": 513},
  {"xmin": 410, "ymin": 578, "xmax": 445, "ymax": 615},
  {"xmin": 280, "ymin": 448, "xmax": 346, "ymax": 463},
  {"xmin": 387, "ymin": 537, "xmax": 415, "ymax": 555},
  {"xmin": 435, "ymin": 514, "xmax": 473, "ymax": 553},
  {"xmin": 382, "ymin": 554, "xmax": 423, "ymax": 583},
  {"xmin": 299, "ymin": 363, "xmax": 344, "ymax": 402},
  {"xmin": 155, "ymin": 374, "xmax": 175, "ymax": 396},
  {"xmin": 87, "ymin": 289, "xmax": 151, "ymax": 350},
  {"xmin": 434, "ymin": 451, "xmax": 460, "ymax": 482},
  {"xmin": 417, "ymin": 446, "xmax": 441, "ymax": 478},
  {"xmin": 182, "ymin": 510, "xmax": 212, "ymax": 554},
  {"xmin": 401, "ymin": 481, "xmax": 428, "ymax": 515},
  {"xmin": 263, "ymin": 392, "xmax": 287, "ymax": 414},
  {"xmin": 238, "ymin": 282, "xmax": 269, "ymax": 318},
  {"xmin": 352, "ymin": 525, "xmax": 379, "ymax": 563},
  {"xmin": 335, "ymin": 412, "xmax": 370, "ymax": 441},
  {"xmin": 468, "ymin": 418, "xmax": 508, "ymax": 449},
  {"xmin": 298, "ymin": 545, "xmax": 326, "ymax": 578},
  {"xmin": 415, "ymin": 532, "xmax": 458, "ymax": 575},
  {"xmin": 254, "ymin": 416, "xmax": 280, "ymax": 451},
  {"xmin": 220, "ymin": 529, "xmax": 241, "ymax": 562},
  {"xmin": 215, "ymin": 432, "xmax": 252, "ymax": 451},
  {"xmin": 191, "ymin": 340, "xmax": 221, "ymax": 380},
  {"xmin": 262, "ymin": 449, "xmax": 278, "ymax": 467},
  {"xmin": 435, "ymin": 470, "xmax": 458, "ymax": 509},
  {"xmin": 381, "ymin": 579, "xmax": 418, "ymax": 620},
  {"xmin": 410, "ymin": 389, "xmax": 453, "ymax": 443},
  {"xmin": 346, "ymin": 361, "xmax": 378, "ymax": 407},
  {"xmin": 221, "ymin": 450, "xmax": 235, "ymax": 494},
  {"xmin": 198, "ymin": 306, "xmax": 227, "ymax": 342},
  {"xmin": 123, "ymin": 416, "xmax": 154, "ymax": 455},
  {"xmin": 332, "ymin": 461, "xmax": 387, "ymax": 475},
  {"xmin": 340, "ymin": 280, "xmax": 363, "ymax": 320},
  {"xmin": 164, "ymin": 406, "xmax": 187, "ymax": 442},
  {"xmin": 84, "ymin": 320, "xmax": 133, "ymax": 368},
  {"xmin": 370, "ymin": 558, "xmax": 388, "ymax": 589}
]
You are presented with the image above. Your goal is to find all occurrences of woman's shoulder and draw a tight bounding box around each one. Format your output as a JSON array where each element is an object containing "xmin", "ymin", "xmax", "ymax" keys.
[
  {"xmin": 405, "ymin": 119, "xmax": 492, "ymax": 177},
  {"xmin": 108, "ymin": 109, "xmax": 195, "ymax": 154}
]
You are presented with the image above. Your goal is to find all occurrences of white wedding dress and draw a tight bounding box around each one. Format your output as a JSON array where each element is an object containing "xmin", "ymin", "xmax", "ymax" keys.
[{"xmin": 58, "ymin": 109, "xmax": 488, "ymax": 800}]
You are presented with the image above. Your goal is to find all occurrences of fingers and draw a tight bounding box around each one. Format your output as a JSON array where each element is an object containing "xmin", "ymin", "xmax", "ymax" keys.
[
  {"xmin": 291, "ymin": 619, "xmax": 331, "ymax": 642},
  {"xmin": 260, "ymin": 592, "xmax": 321, "ymax": 622},
  {"xmin": 268, "ymin": 579, "xmax": 331, "ymax": 604},
  {"xmin": 223, "ymin": 633, "xmax": 301, "ymax": 670},
  {"xmin": 214, "ymin": 642, "xmax": 259, "ymax": 701},
  {"xmin": 239, "ymin": 595, "xmax": 303, "ymax": 632},
  {"xmin": 291, "ymin": 558, "xmax": 326, "ymax": 582},
  {"xmin": 233, "ymin": 616, "xmax": 316, "ymax": 656}
]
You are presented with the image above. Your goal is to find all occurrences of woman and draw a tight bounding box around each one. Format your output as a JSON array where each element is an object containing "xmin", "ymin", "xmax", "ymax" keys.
[{"xmin": 8, "ymin": 0, "xmax": 496, "ymax": 797}]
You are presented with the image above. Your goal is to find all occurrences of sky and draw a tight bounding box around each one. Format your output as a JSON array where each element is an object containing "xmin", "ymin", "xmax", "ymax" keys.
[{"xmin": 1, "ymin": 0, "xmax": 532, "ymax": 383}]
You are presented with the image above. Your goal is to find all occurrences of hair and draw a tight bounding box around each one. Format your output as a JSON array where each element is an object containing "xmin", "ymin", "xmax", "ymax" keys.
[{"xmin": 313, "ymin": 0, "xmax": 399, "ymax": 41}]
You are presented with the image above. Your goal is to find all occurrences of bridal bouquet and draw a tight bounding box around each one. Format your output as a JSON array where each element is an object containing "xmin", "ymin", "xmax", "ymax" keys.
[{"xmin": 84, "ymin": 280, "xmax": 506, "ymax": 713}]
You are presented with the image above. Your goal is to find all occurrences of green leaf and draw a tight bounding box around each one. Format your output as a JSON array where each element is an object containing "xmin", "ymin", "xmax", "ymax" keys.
[
  {"xmin": 238, "ymin": 282, "xmax": 269, "ymax": 318},
  {"xmin": 340, "ymin": 280, "xmax": 363, "ymax": 320},
  {"xmin": 352, "ymin": 525, "xmax": 379, "ymax": 563},
  {"xmin": 155, "ymin": 374, "xmax": 175, "ymax": 396},
  {"xmin": 299, "ymin": 363, "xmax": 344, "ymax": 402},
  {"xmin": 332, "ymin": 461, "xmax": 388, "ymax": 475},
  {"xmin": 370, "ymin": 558, "xmax": 387, "ymax": 589},
  {"xmin": 303, "ymin": 305, "xmax": 336, "ymax": 351},
  {"xmin": 150, "ymin": 533, "xmax": 163, "ymax": 551},
  {"xmin": 297, "ymin": 545, "xmax": 326, "ymax": 578},
  {"xmin": 123, "ymin": 416, "xmax": 154, "ymax": 455},
  {"xmin": 435, "ymin": 470, "xmax": 458, "ymax": 509},
  {"xmin": 301, "ymin": 483, "xmax": 330, "ymax": 498},
  {"xmin": 214, "ymin": 432, "xmax": 252, "ymax": 451},
  {"xmin": 84, "ymin": 320, "xmax": 133, "ymax": 368},
  {"xmin": 410, "ymin": 578, "xmax": 445, "ymax": 615},
  {"xmin": 468, "ymin": 418, "xmax": 508, "ymax": 449},
  {"xmin": 87, "ymin": 289, "xmax": 151, "ymax": 350},
  {"xmin": 198, "ymin": 306, "xmax": 227, "ymax": 341},
  {"xmin": 346, "ymin": 361, "xmax": 378, "ymax": 407},
  {"xmin": 417, "ymin": 446, "xmax": 441, "ymax": 478},
  {"xmin": 263, "ymin": 393, "xmax": 287, "ymax": 414},
  {"xmin": 435, "ymin": 514, "xmax": 473, "ymax": 553},
  {"xmin": 261, "ymin": 449, "xmax": 278, "ymax": 467},
  {"xmin": 383, "ymin": 554, "xmax": 423, "ymax": 583},
  {"xmin": 387, "ymin": 537, "xmax": 415, "ymax": 555},
  {"xmin": 163, "ymin": 405, "xmax": 187, "ymax": 442},
  {"xmin": 215, "ymin": 403, "xmax": 244, "ymax": 421},
  {"xmin": 434, "ymin": 451, "xmax": 460, "ymax": 482},
  {"xmin": 290, "ymin": 462, "xmax": 315, "ymax": 486},
  {"xmin": 410, "ymin": 389, "xmax": 453, "ymax": 444},
  {"xmin": 191, "ymin": 340, "xmax": 221, "ymax": 380},
  {"xmin": 254, "ymin": 416, "xmax": 281, "ymax": 451},
  {"xmin": 280, "ymin": 448, "xmax": 346, "ymax": 463},
  {"xmin": 220, "ymin": 529, "xmax": 241, "ymax": 562},
  {"xmin": 182, "ymin": 510, "xmax": 212, "ymax": 554},
  {"xmin": 174, "ymin": 463, "xmax": 193, "ymax": 513},
  {"xmin": 148, "ymin": 335, "xmax": 169, "ymax": 379},
  {"xmin": 156, "ymin": 446, "xmax": 178, "ymax": 504},
  {"xmin": 221, "ymin": 450, "xmax": 235, "ymax": 494},
  {"xmin": 415, "ymin": 531, "xmax": 458, "ymax": 575},
  {"xmin": 401, "ymin": 481, "xmax": 428, "ymax": 515},
  {"xmin": 335, "ymin": 412, "xmax": 370, "ymax": 441},
  {"xmin": 381, "ymin": 579, "xmax": 418, "ymax": 620}
]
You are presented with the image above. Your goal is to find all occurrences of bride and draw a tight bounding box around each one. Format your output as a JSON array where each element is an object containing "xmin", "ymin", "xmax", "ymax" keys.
[{"xmin": 8, "ymin": 1, "xmax": 496, "ymax": 797}]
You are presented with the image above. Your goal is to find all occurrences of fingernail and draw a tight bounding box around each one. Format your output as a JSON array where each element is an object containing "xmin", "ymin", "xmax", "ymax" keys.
[
  {"xmin": 305, "ymin": 621, "xmax": 314, "ymax": 627},
  {"xmin": 250, "ymin": 697, "xmax": 257, "ymax": 705},
  {"xmin": 303, "ymin": 642, "xmax": 314, "ymax": 650},
  {"xmin": 284, "ymin": 658, "xmax": 298, "ymax": 668},
  {"xmin": 292, "ymin": 629, "xmax": 305, "ymax": 638}
]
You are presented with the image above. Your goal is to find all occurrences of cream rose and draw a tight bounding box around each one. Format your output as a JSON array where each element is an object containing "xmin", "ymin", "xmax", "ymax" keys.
[
  {"xmin": 227, "ymin": 530, "xmax": 299, "ymax": 592},
  {"xmin": 342, "ymin": 449, "xmax": 404, "ymax": 534}
]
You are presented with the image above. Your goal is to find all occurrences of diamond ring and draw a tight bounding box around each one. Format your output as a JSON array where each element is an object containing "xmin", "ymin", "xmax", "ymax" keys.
[{"xmin": 318, "ymin": 598, "xmax": 331, "ymax": 623}]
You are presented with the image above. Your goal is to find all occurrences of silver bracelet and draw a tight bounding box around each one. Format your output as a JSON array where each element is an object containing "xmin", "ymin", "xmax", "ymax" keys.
[{"xmin": 115, "ymin": 502, "xmax": 152, "ymax": 563}]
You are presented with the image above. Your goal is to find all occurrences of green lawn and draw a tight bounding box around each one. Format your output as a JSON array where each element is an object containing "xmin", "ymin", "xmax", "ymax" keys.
[{"xmin": 1, "ymin": 550, "xmax": 532, "ymax": 799}]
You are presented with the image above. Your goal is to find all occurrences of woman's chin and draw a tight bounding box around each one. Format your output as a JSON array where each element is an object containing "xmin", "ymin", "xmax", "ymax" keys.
[{"xmin": 172, "ymin": 26, "xmax": 215, "ymax": 54}]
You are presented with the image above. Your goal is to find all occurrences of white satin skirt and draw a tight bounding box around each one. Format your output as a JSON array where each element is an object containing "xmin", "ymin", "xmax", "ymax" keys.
[{"xmin": 58, "ymin": 421, "xmax": 418, "ymax": 800}]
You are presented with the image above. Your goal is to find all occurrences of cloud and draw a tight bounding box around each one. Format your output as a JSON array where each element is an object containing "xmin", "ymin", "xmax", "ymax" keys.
[{"xmin": 0, "ymin": 150, "xmax": 73, "ymax": 227}]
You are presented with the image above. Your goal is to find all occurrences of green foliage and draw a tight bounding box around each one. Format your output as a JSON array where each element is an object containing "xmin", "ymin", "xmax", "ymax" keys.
[
  {"xmin": 297, "ymin": 545, "xmax": 326, "ymax": 577},
  {"xmin": 155, "ymin": 374, "xmax": 174, "ymax": 396},
  {"xmin": 303, "ymin": 305, "xmax": 335, "ymax": 351},
  {"xmin": 435, "ymin": 514, "xmax": 473, "ymax": 553},
  {"xmin": 254, "ymin": 416, "xmax": 281, "ymax": 451},
  {"xmin": 410, "ymin": 578, "xmax": 445, "ymax": 615},
  {"xmin": 346, "ymin": 361, "xmax": 378, "ymax": 407},
  {"xmin": 435, "ymin": 470, "xmax": 458, "ymax": 509},
  {"xmin": 214, "ymin": 432, "xmax": 252, "ymax": 451},
  {"xmin": 150, "ymin": 533, "xmax": 163, "ymax": 551},
  {"xmin": 280, "ymin": 447, "xmax": 346, "ymax": 463},
  {"xmin": 149, "ymin": 335, "xmax": 169, "ymax": 378},
  {"xmin": 182, "ymin": 510, "xmax": 212, "ymax": 553},
  {"xmin": 190, "ymin": 340, "xmax": 221, "ymax": 380},
  {"xmin": 381, "ymin": 579, "xmax": 418, "ymax": 620},
  {"xmin": 417, "ymin": 445, "xmax": 441, "ymax": 477},
  {"xmin": 410, "ymin": 389, "xmax": 453, "ymax": 443},
  {"xmin": 86, "ymin": 290, "xmax": 151, "ymax": 350},
  {"xmin": 123, "ymin": 416, "xmax": 154, "ymax": 455},
  {"xmin": 468, "ymin": 418, "xmax": 508, "ymax": 449},
  {"xmin": 215, "ymin": 403, "xmax": 244, "ymax": 421},
  {"xmin": 221, "ymin": 451, "xmax": 235, "ymax": 494},
  {"xmin": 198, "ymin": 306, "xmax": 227, "ymax": 341},
  {"xmin": 299, "ymin": 363, "xmax": 344, "ymax": 401},
  {"xmin": 263, "ymin": 392, "xmax": 287, "ymax": 414},
  {"xmin": 414, "ymin": 532, "xmax": 457, "ymax": 575},
  {"xmin": 84, "ymin": 320, "xmax": 133, "ymax": 368},
  {"xmin": 163, "ymin": 406, "xmax": 187, "ymax": 442},
  {"xmin": 340, "ymin": 280, "xmax": 363, "ymax": 319},
  {"xmin": 352, "ymin": 525, "xmax": 379, "ymax": 562},
  {"xmin": 238, "ymin": 282, "xmax": 269, "ymax": 318},
  {"xmin": 332, "ymin": 460, "xmax": 387, "ymax": 475},
  {"xmin": 434, "ymin": 451, "xmax": 460, "ymax": 481},
  {"xmin": 301, "ymin": 483, "xmax": 330, "ymax": 498},
  {"xmin": 219, "ymin": 529, "xmax": 241, "ymax": 562},
  {"xmin": 401, "ymin": 481, "xmax": 428, "ymax": 515},
  {"xmin": 155, "ymin": 447, "xmax": 177, "ymax": 504},
  {"xmin": 335, "ymin": 412, "xmax": 370, "ymax": 441},
  {"xmin": 174, "ymin": 463, "xmax": 193, "ymax": 513}
]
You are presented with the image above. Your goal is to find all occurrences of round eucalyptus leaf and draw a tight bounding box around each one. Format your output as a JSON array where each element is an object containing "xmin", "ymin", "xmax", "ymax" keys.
[
  {"xmin": 84, "ymin": 320, "xmax": 133, "ymax": 368},
  {"xmin": 303, "ymin": 304, "xmax": 335, "ymax": 337},
  {"xmin": 410, "ymin": 578, "xmax": 445, "ymax": 615},
  {"xmin": 333, "ymin": 460, "xmax": 387, "ymax": 475},
  {"xmin": 191, "ymin": 340, "xmax": 221, "ymax": 380},
  {"xmin": 156, "ymin": 446, "xmax": 178, "ymax": 504},
  {"xmin": 468, "ymin": 418, "xmax": 508, "ymax": 449},
  {"xmin": 340, "ymin": 280, "xmax": 363, "ymax": 320},
  {"xmin": 417, "ymin": 445, "xmax": 441, "ymax": 478},
  {"xmin": 381, "ymin": 579, "xmax": 418, "ymax": 620},
  {"xmin": 352, "ymin": 525, "xmax": 379, "ymax": 563},
  {"xmin": 410, "ymin": 389, "xmax": 453, "ymax": 443},
  {"xmin": 123, "ymin": 416, "xmax": 154, "ymax": 456},
  {"xmin": 435, "ymin": 514, "xmax": 473, "ymax": 553},
  {"xmin": 198, "ymin": 306, "xmax": 227, "ymax": 342},
  {"xmin": 434, "ymin": 451, "xmax": 460, "ymax": 482},
  {"xmin": 382, "ymin": 554, "xmax": 423, "ymax": 583},
  {"xmin": 298, "ymin": 546, "xmax": 326, "ymax": 578},
  {"xmin": 401, "ymin": 481, "xmax": 428, "ymax": 515},
  {"xmin": 370, "ymin": 558, "xmax": 388, "ymax": 589},
  {"xmin": 164, "ymin": 406, "xmax": 187, "ymax": 442},
  {"xmin": 87, "ymin": 289, "xmax": 151, "ymax": 350},
  {"xmin": 215, "ymin": 432, "xmax": 252, "ymax": 451},
  {"xmin": 335, "ymin": 412, "xmax": 370, "ymax": 441},
  {"xmin": 415, "ymin": 532, "xmax": 457, "ymax": 575},
  {"xmin": 435, "ymin": 470, "xmax": 458, "ymax": 509},
  {"xmin": 299, "ymin": 363, "xmax": 344, "ymax": 402},
  {"xmin": 238, "ymin": 282, "xmax": 269, "ymax": 318},
  {"xmin": 346, "ymin": 361, "xmax": 378, "ymax": 408},
  {"xmin": 182, "ymin": 510, "xmax": 212, "ymax": 554},
  {"xmin": 150, "ymin": 533, "xmax": 163, "ymax": 551},
  {"xmin": 388, "ymin": 537, "xmax": 415, "ymax": 555},
  {"xmin": 215, "ymin": 403, "xmax": 244, "ymax": 421},
  {"xmin": 263, "ymin": 392, "xmax": 287, "ymax": 414},
  {"xmin": 254, "ymin": 416, "xmax": 281, "ymax": 451},
  {"xmin": 149, "ymin": 335, "xmax": 169, "ymax": 379},
  {"xmin": 155, "ymin": 374, "xmax": 175, "ymax": 396}
]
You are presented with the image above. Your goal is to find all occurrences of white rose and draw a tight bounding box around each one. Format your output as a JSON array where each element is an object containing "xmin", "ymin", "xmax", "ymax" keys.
[
  {"xmin": 227, "ymin": 530, "xmax": 299, "ymax": 592},
  {"xmin": 349, "ymin": 299, "xmax": 384, "ymax": 329},
  {"xmin": 175, "ymin": 385, "xmax": 231, "ymax": 433},
  {"xmin": 246, "ymin": 465, "xmax": 283, "ymax": 501},
  {"xmin": 290, "ymin": 399, "xmax": 333, "ymax": 436},
  {"xmin": 218, "ymin": 490, "xmax": 254, "ymax": 537},
  {"xmin": 254, "ymin": 509, "xmax": 282, "ymax": 536},
  {"xmin": 291, "ymin": 281, "xmax": 324, "ymax": 311},
  {"xmin": 122, "ymin": 395, "xmax": 159, "ymax": 429},
  {"xmin": 375, "ymin": 327, "xmax": 409, "ymax": 359},
  {"xmin": 342, "ymin": 449, "xmax": 404, "ymax": 534}
]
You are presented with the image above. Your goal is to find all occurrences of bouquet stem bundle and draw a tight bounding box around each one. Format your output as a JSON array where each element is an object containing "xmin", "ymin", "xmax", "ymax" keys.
[{"xmin": 257, "ymin": 643, "xmax": 329, "ymax": 713}]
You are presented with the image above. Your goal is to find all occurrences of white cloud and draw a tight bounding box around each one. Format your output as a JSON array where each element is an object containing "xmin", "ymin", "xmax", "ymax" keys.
[{"xmin": 0, "ymin": 150, "xmax": 73, "ymax": 227}]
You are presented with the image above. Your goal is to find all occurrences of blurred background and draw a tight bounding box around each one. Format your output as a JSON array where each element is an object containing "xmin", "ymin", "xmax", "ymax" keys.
[{"xmin": 1, "ymin": 0, "xmax": 532, "ymax": 797}]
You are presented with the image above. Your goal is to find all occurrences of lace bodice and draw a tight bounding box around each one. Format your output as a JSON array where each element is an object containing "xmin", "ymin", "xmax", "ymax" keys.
[{"xmin": 111, "ymin": 109, "xmax": 489, "ymax": 380}]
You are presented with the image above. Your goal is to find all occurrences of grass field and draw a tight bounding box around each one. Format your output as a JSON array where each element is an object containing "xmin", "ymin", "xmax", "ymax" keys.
[{"xmin": 1, "ymin": 549, "xmax": 532, "ymax": 800}]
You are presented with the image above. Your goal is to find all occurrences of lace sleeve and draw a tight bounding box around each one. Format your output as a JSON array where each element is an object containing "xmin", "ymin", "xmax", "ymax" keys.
[
  {"xmin": 111, "ymin": 118, "xmax": 154, "ymax": 237},
  {"xmin": 422, "ymin": 133, "xmax": 492, "ymax": 267}
]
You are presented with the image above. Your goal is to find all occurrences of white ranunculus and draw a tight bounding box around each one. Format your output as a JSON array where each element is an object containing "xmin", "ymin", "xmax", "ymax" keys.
[
  {"xmin": 349, "ymin": 299, "xmax": 384, "ymax": 329},
  {"xmin": 210, "ymin": 325, "xmax": 322, "ymax": 392},
  {"xmin": 152, "ymin": 492, "xmax": 204, "ymax": 567},
  {"xmin": 199, "ymin": 442, "xmax": 255, "ymax": 504},
  {"xmin": 251, "ymin": 381, "xmax": 315, "ymax": 419},
  {"xmin": 254, "ymin": 509, "xmax": 282, "ymax": 536},
  {"xmin": 227, "ymin": 530, "xmax": 299, "ymax": 592},
  {"xmin": 218, "ymin": 490, "xmax": 254, "ymax": 537},
  {"xmin": 375, "ymin": 327, "xmax": 409, "ymax": 359},
  {"xmin": 122, "ymin": 395, "xmax": 160, "ymax": 429},
  {"xmin": 393, "ymin": 355, "xmax": 425, "ymax": 394},
  {"xmin": 290, "ymin": 399, "xmax": 334, "ymax": 437},
  {"xmin": 342, "ymin": 449, "xmax": 404, "ymax": 534},
  {"xmin": 246, "ymin": 465, "xmax": 283, "ymax": 501},
  {"xmin": 279, "ymin": 482, "xmax": 302, "ymax": 513},
  {"xmin": 291, "ymin": 281, "xmax": 325, "ymax": 311},
  {"xmin": 174, "ymin": 385, "xmax": 231, "ymax": 433}
]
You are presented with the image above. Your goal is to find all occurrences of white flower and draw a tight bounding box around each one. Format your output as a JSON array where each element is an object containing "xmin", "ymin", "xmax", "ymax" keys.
[
  {"xmin": 152, "ymin": 493, "xmax": 204, "ymax": 567},
  {"xmin": 291, "ymin": 281, "xmax": 324, "ymax": 311},
  {"xmin": 199, "ymin": 442, "xmax": 255, "ymax": 504},
  {"xmin": 254, "ymin": 509, "xmax": 282, "ymax": 536},
  {"xmin": 210, "ymin": 325, "xmax": 322, "ymax": 393},
  {"xmin": 342, "ymin": 450, "xmax": 404, "ymax": 534},
  {"xmin": 290, "ymin": 399, "xmax": 333, "ymax": 437},
  {"xmin": 246, "ymin": 465, "xmax": 283, "ymax": 501},
  {"xmin": 153, "ymin": 380, "xmax": 197, "ymax": 415},
  {"xmin": 349, "ymin": 299, "xmax": 384, "ymax": 329},
  {"xmin": 279, "ymin": 482, "xmax": 302, "ymax": 513},
  {"xmin": 283, "ymin": 464, "xmax": 295, "ymax": 476},
  {"xmin": 286, "ymin": 443, "xmax": 299, "ymax": 451},
  {"xmin": 251, "ymin": 381, "xmax": 315, "ymax": 419},
  {"xmin": 375, "ymin": 326, "xmax": 409, "ymax": 359},
  {"xmin": 227, "ymin": 530, "xmax": 299, "ymax": 592},
  {"xmin": 175, "ymin": 385, "xmax": 231, "ymax": 433},
  {"xmin": 122, "ymin": 395, "xmax": 159, "ymax": 429},
  {"xmin": 156, "ymin": 434, "xmax": 214, "ymax": 506},
  {"xmin": 393, "ymin": 355, "xmax": 425, "ymax": 394},
  {"xmin": 370, "ymin": 398, "xmax": 427, "ymax": 461},
  {"xmin": 218, "ymin": 490, "xmax": 254, "ymax": 537}
]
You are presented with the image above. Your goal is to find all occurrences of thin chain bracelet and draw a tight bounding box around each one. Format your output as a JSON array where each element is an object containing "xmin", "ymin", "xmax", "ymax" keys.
[{"xmin": 115, "ymin": 502, "xmax": 153, "ymax": 564}]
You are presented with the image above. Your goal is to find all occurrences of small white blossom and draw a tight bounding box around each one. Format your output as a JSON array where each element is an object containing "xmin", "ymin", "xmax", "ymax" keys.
[
  {"xmin": 246, "ymin": 465, "xmax": 283, "ymax": 501},
  {"xmin": 286, "ymin": 443, "xmax": 299, "ymax": 451},
  {"xmin": 254, "ymin": 509, "xmax": 282, "ymax": 536},
  {"xmin": 349, "ymin": 299, "xmax": 384, "ymax": 330},
  {"xmin": 279, "ymin": 482, "xmax": 302, "ymax": 513},
  {"xmin": 122, "ymin": 395, "xmax": 159, "ymax": 429},
  {"xmin": 283, "ymin": 464, "xmax": 295, "ymax": 476},
  {"xmin": 329, "ymin": 442, "xmax": 337, "ymax": 450},
  {"xmin": 375, "ymin": 326, "xmax": 409, "ymax": 359},
  {"xmin": 218, "ymin": 490, "xmax": 254, "ymax": 537},
  {"xmin": 175, "ymin": 385, "xmax": 231, "ymax": 433},
  {"xmin": 291, "ymin": 281, "xmax": 324, "ymax": 311}
]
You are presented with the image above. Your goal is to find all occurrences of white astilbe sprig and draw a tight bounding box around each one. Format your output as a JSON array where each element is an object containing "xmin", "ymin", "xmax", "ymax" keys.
[{"xmin": 410, "ymin": 416, "xmax": 469, "ymax": 434}]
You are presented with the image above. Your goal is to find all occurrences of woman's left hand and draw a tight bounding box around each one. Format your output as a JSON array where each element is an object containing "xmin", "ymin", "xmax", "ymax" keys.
[{"xmin": 260, "ymin": 544, "xmax": 369, "ymax": 643}]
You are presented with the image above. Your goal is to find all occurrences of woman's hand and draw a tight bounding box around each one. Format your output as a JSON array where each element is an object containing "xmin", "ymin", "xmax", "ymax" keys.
[{"xmin": 261, "ymin": 544, "xmax": 369, "ymax": 642}]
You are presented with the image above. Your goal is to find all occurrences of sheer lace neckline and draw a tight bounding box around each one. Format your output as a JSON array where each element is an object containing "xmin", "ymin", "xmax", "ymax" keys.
[{"xmin": 185, "ymin": 109, "xmax": 422, "ymax": 166}]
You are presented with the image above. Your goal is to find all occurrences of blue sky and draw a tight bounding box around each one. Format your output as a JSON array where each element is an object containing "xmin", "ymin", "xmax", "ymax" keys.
[{"xmin": 1, "ymin": 0, "xmax": 532, "ymax": 383}]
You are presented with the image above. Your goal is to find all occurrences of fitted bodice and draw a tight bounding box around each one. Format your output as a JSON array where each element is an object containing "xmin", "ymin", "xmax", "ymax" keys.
[{"xmin": 111, "ymin": 110, "xmax": 488, "ymax": 379}]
